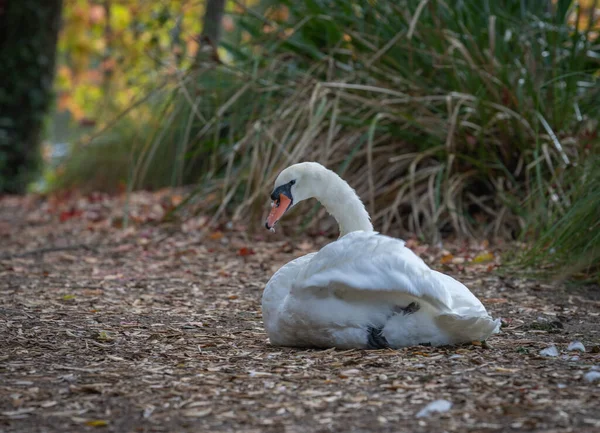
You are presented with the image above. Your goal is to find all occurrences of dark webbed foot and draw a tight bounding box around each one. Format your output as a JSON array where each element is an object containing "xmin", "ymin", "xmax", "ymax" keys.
[
  {"xmin": 365, "ymin": 302, "xmax": 421, "ymax": 349},
  {"xmin": 366, "ymin": 326, "xmax": 390, "ymax": 349},
  {"xmin": 393, "ymin": 301, "xmax": 420, "ymax": 315}
]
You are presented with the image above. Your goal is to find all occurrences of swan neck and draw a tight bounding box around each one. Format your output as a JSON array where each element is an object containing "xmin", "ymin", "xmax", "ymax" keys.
[{"xmin": 316, "ymin": 170, "xmax": 374, "ymax": 237}]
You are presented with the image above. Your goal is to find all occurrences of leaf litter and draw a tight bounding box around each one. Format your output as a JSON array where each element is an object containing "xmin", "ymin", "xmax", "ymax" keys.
[{"xmin": 1, "ymin": 191, "xmax": 599, "ymax": 433}]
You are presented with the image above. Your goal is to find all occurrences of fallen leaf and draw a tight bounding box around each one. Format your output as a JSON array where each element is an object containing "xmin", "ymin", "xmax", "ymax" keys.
[
  {"xmin": 182, "ymin": 408, "xmax": 212, "ymax": 418},
  {"xmin": 209, "ymin": 231, "xmax": 223, "ymax": 240},
  {"xmin": 248, "ymin": 371, "xmax": 272, "ymax": 377},
  {"xmin": 59, "ymin": 209, "xmax": 82, "ymax": 222},
  {"xmin": 472, "ymin": 252, "xmax": 494, "ymax": 263},
  {"xmin": 238, "ymin": 247, "xmax": 255, "ymax": 256},
  {"xmin": 440, "ymin": 254, "xmax": 454, "ymax": 264},
  {"xmin": 97, "ymin": 331, "xmax": 113, "ymax": 341},
  {"xmin": 494, "ymin": 367, "xmax": 519, "ymax": 373},
  {"xmin": 85, "ymin": 420, "xmax": 108, "ymax": 427},
  {"xmin": 171, "ymin": 195, "xmax": 183, "ymax": 206},
  {"xmin": 484, "ymin": 298, "xmax": 508, "ymax": 304}
]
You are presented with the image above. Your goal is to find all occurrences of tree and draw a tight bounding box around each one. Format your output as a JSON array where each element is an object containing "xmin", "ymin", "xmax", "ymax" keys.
[
  {"xmin": 0, "ymin": 0, "xmax": 63, "ymax": 193},
  {"xmin": 201, "ymin": 0, "xmax": 225, "ymax": 45},
  {"xmin": 193, "ymin": 0, "xmax": 225, "ymax": 67}
]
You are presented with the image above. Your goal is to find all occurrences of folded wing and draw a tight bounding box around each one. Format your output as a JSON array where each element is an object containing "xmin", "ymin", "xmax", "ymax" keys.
[{"xmin": 292, "ymin": 231, "xmax": 499, "ymax": 340}]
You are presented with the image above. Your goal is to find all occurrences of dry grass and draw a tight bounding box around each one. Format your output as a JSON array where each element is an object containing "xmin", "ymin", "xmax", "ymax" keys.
[{"xmin": 150, "ymin": 0, "xmax": 599, "ymax": 242}]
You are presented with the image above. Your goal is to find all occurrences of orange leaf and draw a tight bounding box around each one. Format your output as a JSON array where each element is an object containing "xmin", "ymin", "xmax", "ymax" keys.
[
  {"xmin": 440, "ymin": 254, "xmax": 454, "ymax": 264},
  {"xmin": 238, "ymin": 247, "xmax": 255, "ymax": 256},
  {"xmin": 171, "ymin": 195, "xmax": 183, "ymax": 207},
  {"xmin": 484, "ymin": 298, "xmax": 508, "ymax": 304},
  {"xmin": 209, "ymin": 231, "xmax": 223, "ymax": 240}
]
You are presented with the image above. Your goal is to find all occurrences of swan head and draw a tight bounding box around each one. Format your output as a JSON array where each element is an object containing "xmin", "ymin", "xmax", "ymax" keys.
[{"xmin": 265, "ymin": 162, "xmax": 325, "ymax": 230}]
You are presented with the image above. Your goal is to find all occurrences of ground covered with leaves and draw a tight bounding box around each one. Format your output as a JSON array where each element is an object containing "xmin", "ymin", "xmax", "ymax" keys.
[{"xmin": 1, "ymin": 192, "xmax": 599, "ymax": 433}]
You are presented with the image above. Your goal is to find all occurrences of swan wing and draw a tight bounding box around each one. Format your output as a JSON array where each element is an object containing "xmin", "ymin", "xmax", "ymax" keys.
[
  {"xmin": 292, "ymin": 231, "xmax": 453, "ymax": 311},
  {"xmin": 293, "ymin": 231, "xmax": 491, "ymax": 316}
]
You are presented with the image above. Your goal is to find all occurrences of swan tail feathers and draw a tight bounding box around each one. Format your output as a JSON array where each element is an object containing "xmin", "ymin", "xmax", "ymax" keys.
[{"xmin": 436, "ymin": 313, "xmax": 501, "ymax": 344}]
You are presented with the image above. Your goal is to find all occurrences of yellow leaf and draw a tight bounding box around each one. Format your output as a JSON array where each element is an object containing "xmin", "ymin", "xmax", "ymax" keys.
[
  {"xmin": 62, "ymin": 294, "xmax": 75, "ymax": 301},
  {"xmin": 97, "ymin": 331, "xmax": 111, "ymax": 341},
  {"xmin": 85, "ymin": 420, "xmax": 108, "ymax": 427},
  {"xmin": 472, "ymin": 252, "xmax": 494, "ymax": 263},
  {"xmin": 111, "ymin": 4, "xmax": 131, "ymax": 30}
]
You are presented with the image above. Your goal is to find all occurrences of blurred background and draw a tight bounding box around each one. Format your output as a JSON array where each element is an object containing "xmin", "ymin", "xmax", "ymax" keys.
[{"xmin": 0, "ymin": 0, "xmax": 598, "ymax": 281}]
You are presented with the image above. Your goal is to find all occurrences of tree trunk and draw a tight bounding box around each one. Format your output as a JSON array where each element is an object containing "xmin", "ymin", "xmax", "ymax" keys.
[
  {"xmin": 0, "ymin": 0, "xmax": 63, "ymax": 193},
  {"xmin": 201, "ymin": 0, "xmax": 225, "ymax": 46}
]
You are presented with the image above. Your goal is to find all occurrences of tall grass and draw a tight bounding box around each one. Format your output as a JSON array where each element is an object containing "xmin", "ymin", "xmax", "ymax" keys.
[
  {"xmin": 210, "ymin": 0, "xmax": 598, "ymax": 240},
  {"xmin": 517, "ymin": 156, "xmax": 600, "ymax": 283},
  {"xmin": 57, "ymin": 0, "xmax": 599, "ymax": 246}
]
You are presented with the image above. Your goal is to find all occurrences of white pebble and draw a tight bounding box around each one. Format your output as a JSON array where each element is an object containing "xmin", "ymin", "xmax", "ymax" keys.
[
  {"xmin": 539, "ymin": 346, "xmax": 559, "ymax": 357},
  {"xmin": 583, "ymin": 371, "xmax": 600, "ymax": 383},
  {"xmin": 567, "ymin": 341, "xmax": 585, "ymax": 352},
  {"xmin": 416, "ymin": 399, "xmax": 452, "ymax": 418}
]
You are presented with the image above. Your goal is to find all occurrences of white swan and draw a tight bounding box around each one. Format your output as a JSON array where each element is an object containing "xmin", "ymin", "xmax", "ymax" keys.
[{"xmin": 262, "ymin": 162, "xmax": 500, "ymax": 349}]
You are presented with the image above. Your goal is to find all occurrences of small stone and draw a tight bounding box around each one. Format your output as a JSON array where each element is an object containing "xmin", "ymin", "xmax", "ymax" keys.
[
  {"xmin": 416, "ymin": 399, "xmax": 452, "ymax": 418},
  {"xmin": 567, "ymin": 341, "xmax": 585, "ymax": 352},
  {"xmin": 583, "ymin": 371, "xmax": 600, "ymax": 383},
  {"xmin": 539, "ymin": 346, "xmax": 559, "ymax": 357}
]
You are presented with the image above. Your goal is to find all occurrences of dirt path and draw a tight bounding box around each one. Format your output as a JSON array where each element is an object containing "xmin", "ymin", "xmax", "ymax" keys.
[{"xmin": 1, "ymin": 193, "xmax": 599, "ymax": 433}]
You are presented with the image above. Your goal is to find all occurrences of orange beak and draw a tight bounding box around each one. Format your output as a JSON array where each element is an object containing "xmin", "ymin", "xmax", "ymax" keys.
[{"xmin": 266, "ymin": 194, "xmax": 292, "ymax": 230}]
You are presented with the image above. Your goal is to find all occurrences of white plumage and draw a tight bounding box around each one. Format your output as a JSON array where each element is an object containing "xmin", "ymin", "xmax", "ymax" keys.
[{"xmin": 262, "ymin": 162, "xmax": 500, "ymax": 349}]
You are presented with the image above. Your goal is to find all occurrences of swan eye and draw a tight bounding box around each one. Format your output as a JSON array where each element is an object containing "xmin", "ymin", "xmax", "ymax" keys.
[{"xmin": 270, "ymin": 180, "xmax": 295, "ymax": 202}]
